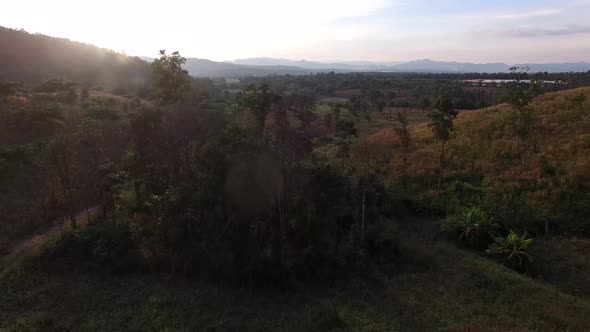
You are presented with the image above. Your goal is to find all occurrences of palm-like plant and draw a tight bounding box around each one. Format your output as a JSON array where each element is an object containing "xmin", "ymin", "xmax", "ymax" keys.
[
  {"xmin": 442, "ymin": 206, "xmax": 499, "ymax": 248},
  {"xmin": 486, "ymin": 231, "xmax": 533, "ymax": 269}
]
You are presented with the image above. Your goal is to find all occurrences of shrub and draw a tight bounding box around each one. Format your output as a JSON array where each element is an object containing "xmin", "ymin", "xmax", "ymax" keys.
[
  {"xmin": 486, "ymin": 231, "xmax": 533, "ymax": 271},
  {"xmin": 364, "ymin": 217, "xmax": 400, "ymax": 262},
  {"xmin": 442, "ymin": 206, "xmax": 499, "ymax": 249},
  {"xmin": 38, "ymin": 221, "xmax": 140, "ymax": 272}
]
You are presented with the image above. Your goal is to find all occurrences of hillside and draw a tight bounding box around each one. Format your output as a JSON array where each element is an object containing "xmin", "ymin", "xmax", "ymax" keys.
[
  {"xmin": 2, "ymin": 216, "xmax": 590, "ymax": 331},
  {"xmin": 0, "ymin": 27, "xmax": 150, "ymax": 87},
  {"xmin": 366, "ymin": 87, "xmax": 590, "ymax": 235}
]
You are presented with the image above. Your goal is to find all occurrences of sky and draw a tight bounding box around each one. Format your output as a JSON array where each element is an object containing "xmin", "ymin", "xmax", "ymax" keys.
[{"xmin": 2, "ymin": 0, "xmax": 590, "ymax": 63}]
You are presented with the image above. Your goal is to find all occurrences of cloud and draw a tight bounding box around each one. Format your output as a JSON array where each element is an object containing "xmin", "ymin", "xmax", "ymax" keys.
[
  {"xmin": 456, "ymin": 8, "xmax": 563, "ymax": 21},
  {"xmin": 495, "ymin": 9, "xmax": 563, "ymax": 20},
  {"xmin": 499, "ymin": 25, "xmax": 590, "ymax": 37}
]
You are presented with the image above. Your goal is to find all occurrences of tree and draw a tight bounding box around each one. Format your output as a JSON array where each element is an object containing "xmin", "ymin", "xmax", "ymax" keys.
[
  {"xmin": 47, "ymin": 128, "xmax": 78, "ymax": 229},
  {"xmin": 394, "ymin": 112, "xmax": 412, "ymax": 189},
  {"xmin": 0, "ymin": 81, "xmax": 22, "ymax": 101},
  {"xmin": 503, "ymin": 66, "xmax": 540, "ymax": 167},
  {"xmin": 354, "ymin": 134, "xmax": 391, "ymax": 248},
  {"xmin": 152, "ymin": 50, "xmax": 191, "ymax": 105},
  {"xmin": 240, "ymin": 84, "xmax": 280, "ymax": 127},
  {"xmin": 287, "ymin": 93, "xmax": 317, "ymax": 126},
  {"xmin": 427, "ymin": 95, "xmax": 458, "ymax": 191},
  {"xmin": 80, "ymin": 88, "xmax": 90, "ymax": 100}
]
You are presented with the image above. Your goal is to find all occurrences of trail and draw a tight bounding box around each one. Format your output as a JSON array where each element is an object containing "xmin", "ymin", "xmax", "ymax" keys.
[{"xmin": 2, "ymin": 206, "xmax": 99, "ymax": 262}]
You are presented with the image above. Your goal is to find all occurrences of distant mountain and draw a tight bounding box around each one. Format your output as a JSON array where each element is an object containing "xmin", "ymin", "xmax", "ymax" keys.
[
  {"xmin": 2, "ymin": 26, "xmax": 588, "ymax": 83},
  {"xmin": 518, "ymin": 62, "xmax": 590, "ymax": 73},
  {"xmin": 387, "ymin": 59, "xmax": 590, "ymax": 73},
  {"xmin": 231, "ymin": 58, "xmax": 404, "ymax": 71},
  {"xmin": 144, "ymin": 55, "xmax": 590, "ymax": 77},
  {"xmin": 389, "ymin": 59, "xmax": 511, "ymax": 73},
  {"xmin": 230, "ymin": 58, "xmax": 590, "ymax": 74},
  {"xmin": 138, "ymin": 55, "xmax": 590, "ymax": 78},
  {"xmin": 0, "ymin": 26, "xmax": 150, "ymax": 87},
  {"xmin": 231, "ymin": 58, "xmax": 360, "ymax": 71},
  {"xmin": 143, "ymin": 56, "xmax": 335, "ymax": 77}
]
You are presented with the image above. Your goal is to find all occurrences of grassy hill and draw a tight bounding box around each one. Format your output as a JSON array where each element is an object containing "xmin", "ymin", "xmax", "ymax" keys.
[{"xmin": 365, "ymin": 87, "xmax": 590, "ymax": 235}]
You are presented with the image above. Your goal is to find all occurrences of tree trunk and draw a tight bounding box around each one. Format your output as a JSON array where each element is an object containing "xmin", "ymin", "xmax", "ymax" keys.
[
  {"xmin": 59, "ymin": 153, "xmax": 76, "ymax": 230},
  {"xmin": 402, "ymin": 156, "xmax": 408, "ymax": 189},
  {"xmin": 361, "ymin": 184, "xmax": 366, "ymax": 247},
  {"xmin": 274, "ymin": 183, "xmax": 284, "ymax": 268},
  {"xmin": 361, "ymin": 166, "xmax": 368, "ymax": 247},
  {"xmin": 134, "ymin": 180, "xmax": 141, "ymax": 206},
  {"xmin": 437, "ymin": 140, "xmax": 446, "ymax": 192}
]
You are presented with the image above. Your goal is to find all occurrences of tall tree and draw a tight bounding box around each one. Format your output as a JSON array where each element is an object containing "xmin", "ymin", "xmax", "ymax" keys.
[
  {"xmin": 504, "ymin": 66, "xmax": 540, "ymax": 167},
  {"xmin": 240, "ymin": 84, "xmax": 280, "ymax": 127},
  {"xmin": 152, "ymin": 50, "xmax": 191, "ymax": 105},
  {"xmin": 428, "ymin": 95, "xmax": 458, "ymax": 191},
  {"xmin": 395, "ymin": 111, "xmax": 412, "ymax": 189},
  {"xmin": 47, "ymin": 124, "xmax": 79, "ymax": 229}
]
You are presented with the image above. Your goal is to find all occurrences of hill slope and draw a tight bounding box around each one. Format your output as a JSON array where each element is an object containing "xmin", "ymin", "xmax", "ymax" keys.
[
  {"xmin": 368, "ymin": 87, "xmax": 590, "ymax": 234},
  {"xmin": 0, "ymin": 26, "xmax": 150, "ymax": 87},
  {"xmin": 1, "ymin": 216, "xmax": 589, "ymax": 331}
]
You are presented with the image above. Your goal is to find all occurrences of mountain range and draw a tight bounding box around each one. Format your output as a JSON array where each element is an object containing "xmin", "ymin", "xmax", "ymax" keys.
[
  {"xmin": 142, "ymin": 57, "xmax": 590, "ymax": 78},
  {"xmin": 2, "ymin": 25, "xmax": 589, "ymax": 83}
]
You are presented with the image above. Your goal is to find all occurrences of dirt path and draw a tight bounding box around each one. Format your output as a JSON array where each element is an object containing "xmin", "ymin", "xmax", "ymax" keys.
[{"xmin": 2, "ymin": 206, "xmax": 99, "ymax": 262}]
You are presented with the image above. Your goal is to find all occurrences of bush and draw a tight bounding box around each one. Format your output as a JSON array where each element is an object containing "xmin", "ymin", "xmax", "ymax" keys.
[
  {"xmin": 364, "ymin": 217, "xmax": 401, "ymax": 262},
  {"xmin": 38, "ymin": 221, "xmax": 140, "ymax": 272},
  {"xmin": 442, "ymin": 206, "xmax": 499, "ymax": 249},
  {"xmin": 486, "ymin": 231, "xmax": 533, "ymax": 271}
]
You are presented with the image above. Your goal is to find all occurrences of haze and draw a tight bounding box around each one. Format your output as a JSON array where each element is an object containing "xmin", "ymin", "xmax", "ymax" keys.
[{"xmin": 2, "ymin": 0, "xmax": 590, "ymax": 63}]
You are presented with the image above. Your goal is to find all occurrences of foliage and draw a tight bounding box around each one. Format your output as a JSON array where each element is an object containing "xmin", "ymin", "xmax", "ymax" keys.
[
  {"xmin": 151, "ymin": 50, "xmax": 191, "ymax": 104},
  {"xmin": 2, "ymin": 38, "xmax": 590, "ymax": 298},
  {"xmin": 394, "ymin": 111, "xmax": 412, "ymax": 187},
  {"xmin": 428, "ymin": 95, "xmax": 458, "ymax": 142},
  {"xmin": 0, "ymin": 81, "xmax": 23, "ymax": 99},
  {"xmin": 37, "ymin": 221, "xmax": 140, "ymax": 272},
  {"xmin": 486, "ymin": 231, "xmax": 533, "ymax": 270},
  {"xmin": 3, "ymin": 218, "xmax": 590, "ymax": 331},
  {"xmin": 442, "ymin": 206, "xmax": 499, "ymax": 249},
  {"xmin": 427, "ymin": 94, "xmax": 458, "ymax": 190},
  {"xmin": 34, "ymin": 78, "xmax": 74, "ymax": 93}
]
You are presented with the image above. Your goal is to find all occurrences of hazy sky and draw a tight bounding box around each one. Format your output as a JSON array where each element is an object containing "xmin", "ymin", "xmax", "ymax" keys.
[{"xmin": 2, "ymin": 0, "xmax": 589, "ymax": 63}]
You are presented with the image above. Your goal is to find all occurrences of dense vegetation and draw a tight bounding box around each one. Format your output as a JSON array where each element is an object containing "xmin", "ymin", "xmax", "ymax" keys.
[
  {"xmin": 2, "ymin": 37, "xmax": 590, "ymax": 329},
  {"xmin": 234, "ymin": 70, "xmax": 590, "ymax": 111}
]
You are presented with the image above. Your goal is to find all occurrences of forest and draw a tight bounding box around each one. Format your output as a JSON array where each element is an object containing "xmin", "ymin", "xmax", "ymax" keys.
[{"xmin": 1, "ymin": 29, "xmax": 590, "ymax": 331}]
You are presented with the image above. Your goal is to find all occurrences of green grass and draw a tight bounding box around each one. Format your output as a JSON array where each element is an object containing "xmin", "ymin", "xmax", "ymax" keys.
[
  {"xmin": 1, "ymin": 218, "xmax": 590, "ymax": 331},
  {"xmin": 532, "ymin": 236, "xmax": 590, "ymax": 299}
]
